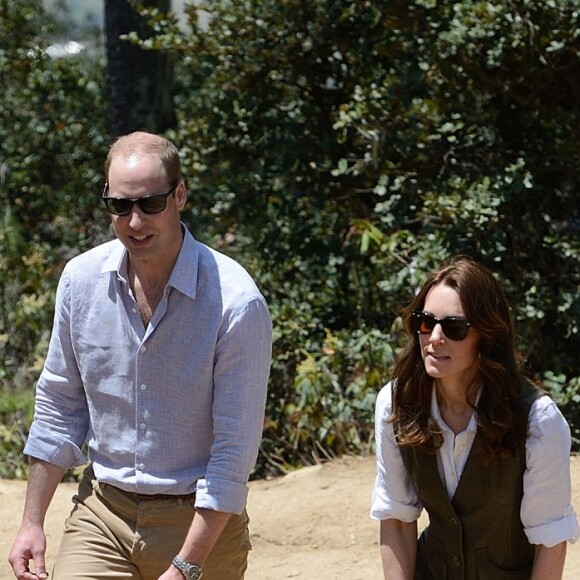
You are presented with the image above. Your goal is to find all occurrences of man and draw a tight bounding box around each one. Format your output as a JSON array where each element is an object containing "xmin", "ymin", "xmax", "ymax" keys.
[{"xmin": 9, "ymin": 132, "xmax": 272, "ymax": 580}]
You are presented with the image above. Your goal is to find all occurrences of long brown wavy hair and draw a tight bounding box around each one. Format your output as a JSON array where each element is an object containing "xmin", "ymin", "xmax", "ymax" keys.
[{"xmin": 392, "ymin": 256, "xmax": 536, "ymax": 460}]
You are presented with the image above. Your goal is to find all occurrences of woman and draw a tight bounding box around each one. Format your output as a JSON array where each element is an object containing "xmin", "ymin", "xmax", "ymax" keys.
[{"xmin": 371, "ymin": 257, "xmax": 578, "ymax": 579}]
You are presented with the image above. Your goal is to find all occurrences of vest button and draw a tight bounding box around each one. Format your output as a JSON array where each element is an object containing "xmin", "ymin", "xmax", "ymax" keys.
[
  {"xmin": 448, "ymin": 516, "xmax": 458, "ymax": 526},
  {"xmin": 451, "ymin": 555, "xmax": 461, "ymax": 567}
]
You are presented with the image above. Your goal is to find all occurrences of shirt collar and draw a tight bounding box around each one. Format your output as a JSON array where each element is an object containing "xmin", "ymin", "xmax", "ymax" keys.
[
  {"xmin": 167, "ymin": 226, "xmax": 198, "ymax": 300},
  {"xmin": 101, "ymin": 240, "xmax": 127, "ymax": 276},
  {"xmin": 99, "ymin": 224, "xmax": 199, "ymax": 300}
]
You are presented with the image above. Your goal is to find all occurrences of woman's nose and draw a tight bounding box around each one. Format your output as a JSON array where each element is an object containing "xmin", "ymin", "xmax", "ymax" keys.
[{"xmin": 429, "ymin": 323, "xmax": 445, "ymax": 342}]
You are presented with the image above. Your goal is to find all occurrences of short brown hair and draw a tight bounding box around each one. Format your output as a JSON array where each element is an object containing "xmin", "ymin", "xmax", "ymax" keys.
[{"xmin": 104, "ymin": 132, "xmax": 181, "ymax": 183}]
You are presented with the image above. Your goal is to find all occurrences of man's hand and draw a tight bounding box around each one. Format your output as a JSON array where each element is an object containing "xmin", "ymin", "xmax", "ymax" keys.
[
  {"xmin": 9, "ymin": 459, "xmax": 64, "ymax": 580},
  {"xmin": 8, "ymin": 522, "xmax": 49, "ymax": 580}
]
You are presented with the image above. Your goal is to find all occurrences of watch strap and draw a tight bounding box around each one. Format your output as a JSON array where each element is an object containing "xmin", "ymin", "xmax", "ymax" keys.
[{"xmin": 172, "ymin": 555, "xmax": 203, "ymax": 580}]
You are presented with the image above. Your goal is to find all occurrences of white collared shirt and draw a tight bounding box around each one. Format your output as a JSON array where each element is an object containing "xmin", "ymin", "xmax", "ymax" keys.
[
  {"xmin": 370, "ymin": 382, "xmax": 580, "ymax": 547},
  {"xmin": 430, "ymin": 387, "xmax": 478, "ymax": 499}
]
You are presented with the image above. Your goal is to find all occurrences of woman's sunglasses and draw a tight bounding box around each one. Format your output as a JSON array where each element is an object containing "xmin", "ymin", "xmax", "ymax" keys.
[
  {"xmin": 410, "ymin": 310, "xmax": 472, "ymax": 341},
  {"xmin": 101, "ymin": 182, "xmax": 179, "ymax": 216}
]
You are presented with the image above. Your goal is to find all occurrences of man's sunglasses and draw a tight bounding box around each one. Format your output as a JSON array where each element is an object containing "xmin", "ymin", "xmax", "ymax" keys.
[
  {"xmin": 101, "ymin": 182, "xmax": 179, "ymax": 216},
  {"xmin": 410, "ymin": 311, "xmax": 473, "ymax": 341}
]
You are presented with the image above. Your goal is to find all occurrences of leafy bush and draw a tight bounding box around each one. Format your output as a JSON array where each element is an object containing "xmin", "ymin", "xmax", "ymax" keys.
[
  {"xmin": 0, "ymin": 0, "xmax": 578, "ymax": 479},
  {"xmin": 0, "ymin": 0, "xmax": 109, "ymax": 391},
  {"xmin": 0, "ymin": 389, "xmax": 34, "ymax": 478},
  {"xmin": 260, "ymin": 326, "xmax": 396, "ymax": 474},
  {"xmin": 151, "ymin": 0, "xmax": 579, "ymax": 473}
]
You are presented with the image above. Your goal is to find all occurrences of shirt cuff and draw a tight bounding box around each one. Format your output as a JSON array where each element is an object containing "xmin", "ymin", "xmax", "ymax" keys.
[
  {"xmin": 195, "ymin": 476, "xmax": 249, "ymax": 514},
  {"xmin": 525, "ymin": 511, "xmax": 580, "ymax": 547},
  {"xmin": 24, "ymin": 423, "xmax": 88, "ymax": 469},
  {"xmin": 370, "ymin": 493, "xmax": 422, "ymax": 522}
]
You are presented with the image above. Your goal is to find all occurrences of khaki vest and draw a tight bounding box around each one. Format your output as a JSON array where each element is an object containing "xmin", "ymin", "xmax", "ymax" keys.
[{"xmin": 399, "ymin": 383, "xmax": 540, "ymax": 579}]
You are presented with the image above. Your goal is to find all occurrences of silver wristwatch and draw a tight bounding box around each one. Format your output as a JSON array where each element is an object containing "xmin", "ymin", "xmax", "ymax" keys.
[{"xmin": 172, "ymin": 556, "xmax": 203, "ymax": 580}]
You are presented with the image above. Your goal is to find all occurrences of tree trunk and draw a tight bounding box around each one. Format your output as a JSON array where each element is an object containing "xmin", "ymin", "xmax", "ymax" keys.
[{"xmin": 103, "ymin": 0, "xmax": 175, "ymax": 139}]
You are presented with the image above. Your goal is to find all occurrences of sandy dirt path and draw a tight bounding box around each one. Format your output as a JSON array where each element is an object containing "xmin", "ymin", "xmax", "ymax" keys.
[{"xmin": 1, "ymin": 455, "xmax": 579, "ymax": 579}]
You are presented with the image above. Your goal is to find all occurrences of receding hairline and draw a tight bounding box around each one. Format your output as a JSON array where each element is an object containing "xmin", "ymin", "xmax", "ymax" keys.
[{"xmin": 104, "ymin": 132, "xmax": 181, "ymax": 182}]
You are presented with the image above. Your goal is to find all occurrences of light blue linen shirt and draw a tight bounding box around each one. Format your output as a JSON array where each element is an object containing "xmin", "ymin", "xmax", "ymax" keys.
[{"xmin": 25, "ymin": 226, "xmax": 272, "ymax": 514}]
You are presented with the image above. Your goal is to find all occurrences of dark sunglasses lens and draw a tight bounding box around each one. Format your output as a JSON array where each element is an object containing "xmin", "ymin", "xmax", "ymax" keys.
[
  {"xmin": 138, "ymin": 195, "xmax": 167, "ymax": 214},
  {"xmin": 411, "ymin": 311, "xmax": 469, "ymax": 340},
  {"xmin": 103, "ymin": 193, "xmax": 169, "ymax": 215},
  {"xmin": 107, "ymin": 198, "xmax": 132, "ymax": 216},
  {"xmin": 418, "ymin": 314, "xmax": 436, "ymax": 334},
  {"xmin": 441, "ymin": 319, "xmax": 469, "ymax": 341},
  {"xmin": 411, "ymin": 312, "xmax": 432, "ymax": 334}
]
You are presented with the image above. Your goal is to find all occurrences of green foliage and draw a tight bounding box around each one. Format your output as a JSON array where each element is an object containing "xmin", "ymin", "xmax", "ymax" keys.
[
  {"xmin": 260, "ymin": 324, "xmax": 396, "ymax": 473},
  {"xmin": 0, "ymin": 388, "xmax": 34, "ymax": 478},
  {"xmin": 0, "ymin": 1, "xmax": 109, "ymax": 477},
  {"xmin": 160, "ymin": 0, "xmax": 579, "ymax": 471},
  {"xmin": 0, "ymin": 0, "xmax": 110, "ymax": 391},
  {"xmin": 545, "ymin": 372, "xmax": 580, "ymax": 446},
  {"xmin": 1, "ymin": 0, "xmax": 579, "ymax": 479}
]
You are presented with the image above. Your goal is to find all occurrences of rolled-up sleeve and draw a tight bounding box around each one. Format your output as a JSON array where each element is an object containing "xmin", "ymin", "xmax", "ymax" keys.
[
  {"xmin": 370, "ymin": 382, "xmax": 422, "ymax": 522},
  {"xmin": 522, "ymin": 396, "xmax": 580, "ymax": 546},
  {"xmin": 195, "ymin": 296, "xmax": 272, "ymax": 514},
  {"xmin": 24, "ymin": 267, "xmax": 90, "ymax": 469}
]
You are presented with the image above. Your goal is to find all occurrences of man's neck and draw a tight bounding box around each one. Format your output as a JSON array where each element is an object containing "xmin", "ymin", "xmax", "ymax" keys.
[{"xmin": 128, "ymin": 258, "xmax": 174, "ymax": 327}]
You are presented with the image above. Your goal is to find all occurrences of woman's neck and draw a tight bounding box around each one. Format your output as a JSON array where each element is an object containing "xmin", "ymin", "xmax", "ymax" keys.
[{"xmin": 434, "ymin": 379, "xmax": 478, "ymax": 435}]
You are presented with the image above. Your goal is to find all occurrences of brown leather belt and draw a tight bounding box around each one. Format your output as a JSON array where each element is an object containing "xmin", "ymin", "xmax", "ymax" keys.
[
  {"xmin": 131, "ymin": 491, "xmax": 196, "ymax": 501},
  {"xmin": 99, "ymin": 482, "xmax": 196, "ymax": 502}
]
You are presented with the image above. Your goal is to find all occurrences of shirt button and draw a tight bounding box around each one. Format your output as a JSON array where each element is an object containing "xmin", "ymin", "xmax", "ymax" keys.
[
  {"xmin": 451, "ymin": 555, "xmax": 461, "ymax": 567},
  {"xmin": 139, "ymin": 423, "xmax": 146, "ymax": 430},
  {"xmin": 140, "ymin": 345, "xmax": 147, "ymax": 352},
  {"xmin": 138, "ymin": 463, "xmax": 145, "ymax": 471},
  {"xmin": 140, "ymin": 384, "xmax": 147, "ymax": 390},
  {"xmin": 132, "ymin": 308, "xmax": 137, "ymax": 313}
]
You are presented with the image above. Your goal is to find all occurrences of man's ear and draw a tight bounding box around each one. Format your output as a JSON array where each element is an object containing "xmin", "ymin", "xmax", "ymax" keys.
[{"xmin": 176, "ymin": 180, "xmax": 187, "ymax": 210}]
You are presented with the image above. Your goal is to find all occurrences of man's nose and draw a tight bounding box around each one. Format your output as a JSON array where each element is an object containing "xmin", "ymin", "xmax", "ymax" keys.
[{"xmin": 128, "ymin": 206, "xmax": 146, "ymax": 228}]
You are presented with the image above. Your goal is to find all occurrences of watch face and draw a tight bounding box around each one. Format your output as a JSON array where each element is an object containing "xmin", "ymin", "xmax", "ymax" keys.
[{"xmin": 186, "ymin": 566, "xmax": 202, "ymax": 580}]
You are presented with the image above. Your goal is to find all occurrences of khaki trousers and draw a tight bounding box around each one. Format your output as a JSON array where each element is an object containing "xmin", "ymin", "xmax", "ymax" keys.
[{"xmin": 51, "ymin": 468, "xmax": 251, "ymax": 580}]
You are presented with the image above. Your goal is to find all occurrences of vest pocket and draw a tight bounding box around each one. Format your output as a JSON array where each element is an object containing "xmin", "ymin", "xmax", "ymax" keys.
[{"xmin": 475, "ymin": 547, "xmax": 533, "ymax": 579}]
